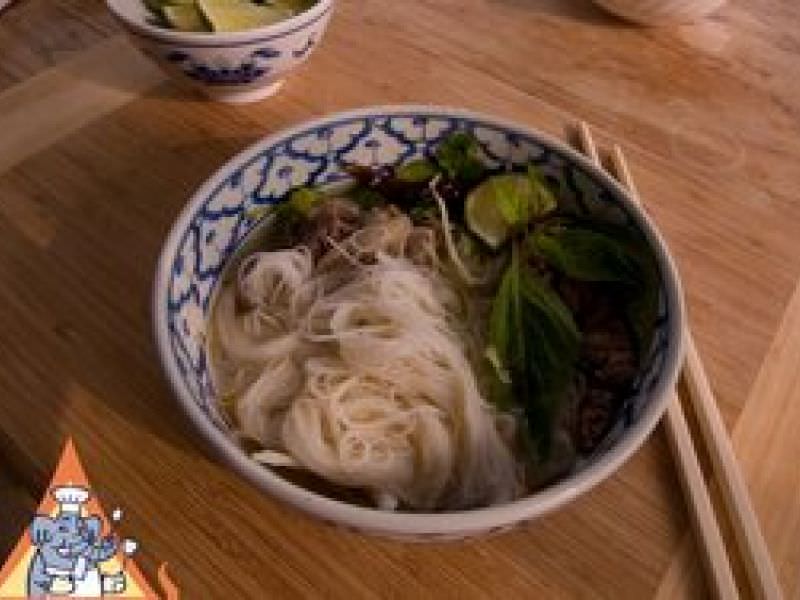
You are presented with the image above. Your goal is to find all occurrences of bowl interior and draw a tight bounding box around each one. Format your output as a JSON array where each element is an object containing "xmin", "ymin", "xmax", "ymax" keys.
[
  {"xmin": 107, "ymin": 0, "xmax": 331, "ymax": 40},
  {"xmin": 156, "ymin": 107, "xmax": 681, "ymax": 533}
]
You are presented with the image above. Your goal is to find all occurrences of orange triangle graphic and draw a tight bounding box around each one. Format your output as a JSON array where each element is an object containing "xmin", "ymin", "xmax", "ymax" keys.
[{"xmin": 0, "ymin": 439, "xmax": 175, "ymax": 599}]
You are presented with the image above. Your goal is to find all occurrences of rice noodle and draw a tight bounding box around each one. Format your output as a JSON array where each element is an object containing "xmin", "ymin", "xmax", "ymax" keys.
[{"xmin": 212, "ymin": 207, "xmax": 520, "ymax": 510}]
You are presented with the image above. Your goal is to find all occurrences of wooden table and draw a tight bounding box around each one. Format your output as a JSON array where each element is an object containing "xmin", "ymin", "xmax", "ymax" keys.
[{"xmin": 1, "ymin": 1, "xmax": 799, "ymax": 597}]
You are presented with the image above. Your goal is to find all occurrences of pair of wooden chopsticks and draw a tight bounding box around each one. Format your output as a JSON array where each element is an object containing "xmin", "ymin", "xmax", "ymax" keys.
[{"xmin": 573, "ymin": 123, "xmax": 782, "ymax": 600}]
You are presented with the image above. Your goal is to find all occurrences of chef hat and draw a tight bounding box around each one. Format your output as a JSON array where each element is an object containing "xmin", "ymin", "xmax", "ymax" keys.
[{"xmin": 52, "ymin": 485, "xmax": 90, "ymax": 515}]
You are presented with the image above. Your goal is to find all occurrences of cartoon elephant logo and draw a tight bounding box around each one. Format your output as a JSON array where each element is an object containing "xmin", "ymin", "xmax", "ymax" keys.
[{"xmin": 27, "ymin": 485, "xmax": 137, "ymax": 597}]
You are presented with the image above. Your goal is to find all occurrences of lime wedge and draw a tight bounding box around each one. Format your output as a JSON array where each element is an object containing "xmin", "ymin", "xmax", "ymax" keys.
[
  {"xmin": 465, "ymin": 175, "xmax": 530, "ymax": 249},
  {"xmin": 163, "ymin": 4, "xmax": 208, "ymax": 31},
  {"xmin": 466, "ymin": 172, "xmax": 557, "ymax": 249},
  {"xmin": 197, "ymin": 0, "xmax": 293, "ymax": 32}
]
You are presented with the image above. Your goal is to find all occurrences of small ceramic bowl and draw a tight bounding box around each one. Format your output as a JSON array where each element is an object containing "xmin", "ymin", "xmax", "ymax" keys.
[
  {"xmin": 153, "ymin": 106, "xmax": 685, "ymax": 540},
  {"xmin": 106, "ymin": 0, "xmax": 335, "ymax": 103},
  {"xmin": 592, "ymin": 0, "xmax": 726, "ymax": 25}
]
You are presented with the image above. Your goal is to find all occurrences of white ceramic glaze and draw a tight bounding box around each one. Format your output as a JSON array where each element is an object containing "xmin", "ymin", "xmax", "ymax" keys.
[
  {"xmin": 593, "ymin": 0, "xmax": 726, "ymax": 25},
  {"xmin": 106, "ymin": 0, "xmax": 334, "ymax": 103},
  {"xmin": 153, "ymin": 106, "xmax": 686, "ymax": 540}
]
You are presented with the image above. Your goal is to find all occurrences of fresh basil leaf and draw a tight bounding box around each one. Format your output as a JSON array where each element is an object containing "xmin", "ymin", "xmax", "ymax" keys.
[
  {"xmin": 489, "ymin": 263, "xmax": 514, "ymax": 366},
  {"xmin": 533, "ymin": 221, "xmax": 660, "ymax": 363},
  {"xmin": 518, "ymin": 269, "xmax": 580, "ymax": 344},
  {"xmin": 516, "ymin": 310, "xmax": 563, "ymax": 449},
  {"xmin": 582, "ymin": 222, "xmax": 660, "ymax": 359},
  {"xmin": 488, "ymin": 248, "xmax": 581, "ymax": 456},
  {"xmin": 518, "ymin": 300, "xmax": 580, "ymax": 454},
  {"xmin": 531, "ymin": 227, "xmax": 640, "ymax": 284},
  {"xmin": 518, "ymin": 269, "xmax": 581, "ymax": 409},
  {"xmin": 435, "ymin": 132, "xmax": 486, "ymax": 183},
  {"xmin": 396, "ymin": 159, "xmax": 438, "ymax": 183}
]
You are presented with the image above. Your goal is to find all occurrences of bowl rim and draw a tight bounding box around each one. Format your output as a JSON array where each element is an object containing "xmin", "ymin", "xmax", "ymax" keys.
[
  {"xmin": 153, "ymin": 104, "xmax": 686, "ymax": 536},
  {"xmin": 106, "ymin": 0, "xmax": 334, "ymax": 47}
]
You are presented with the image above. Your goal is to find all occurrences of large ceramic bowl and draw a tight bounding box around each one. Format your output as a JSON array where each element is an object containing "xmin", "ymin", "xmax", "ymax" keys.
[
  {"xmin": 106, "ymin": 0, "xmax": 335, "ymax": 103},
  {"xmin": 153, "ymin": 106, "xmax": 685, "ymax": 540}
]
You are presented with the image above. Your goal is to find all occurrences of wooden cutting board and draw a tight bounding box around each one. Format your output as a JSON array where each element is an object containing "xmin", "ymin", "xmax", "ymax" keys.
[{"xmin": 0, "ymin": 1, "xmax": 799, "ymax": 597}]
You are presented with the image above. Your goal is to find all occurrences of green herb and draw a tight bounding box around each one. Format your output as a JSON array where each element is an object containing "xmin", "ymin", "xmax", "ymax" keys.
[
  {"xmin": 287, "ymin": 187, "xmax": 322, "ymax": 216},
  {"xmin": 530, "ymin": 227, "xmax": 640, "ymax": 284},
  {"xmin": 609, "ymin": 226, "xmax": 660, "ymax": 359},
  {"xmin": 269, "ymin": 207, "xmax": 304, "ymax": 248},
  {"xmin": 396, "ymin": 159, "xmax": 438, "ymax": 183},
  {"xmin": 267, "ymin": 187, "xmax": 320, "ymax": 248},
  {"xmin": 531, "ymin": 222, "xmax": 660, "ymax": 360},
  {"xmin": 350, "ymin": 186, "xmax": 386, "ymax": 209},
  {"xmin": 488, "ymin": 244, "xmax": 581, "ymax": 455},
  {"xmin": 435, "ymin": 132, "xmax": 486, "ymax": 184},
  {"xmin": 244, "ymin": 204, "xmax": 270, "ymax": 223},
  {"xmin": 269, "ymin": 186, "xmax": 319, "ymax": 229}
]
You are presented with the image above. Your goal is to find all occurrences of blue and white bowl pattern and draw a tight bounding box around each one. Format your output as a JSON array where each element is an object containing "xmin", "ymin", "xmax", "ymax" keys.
[
  {"xmin": 155, "ymin": 107, "xmax": 684, "ymax": 538},
  {"xmin": 164, "ymin": 46, "xmax": 283, "ymax": 86},
  {"xmin": 108, "ymin": 0, "xmax": 334, "ymax": 103}
]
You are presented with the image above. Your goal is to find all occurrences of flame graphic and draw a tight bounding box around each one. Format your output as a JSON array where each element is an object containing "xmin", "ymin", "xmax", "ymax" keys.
[{"xmin": 158, "ymin": 562, "xmax": 180, "ymax": 600}]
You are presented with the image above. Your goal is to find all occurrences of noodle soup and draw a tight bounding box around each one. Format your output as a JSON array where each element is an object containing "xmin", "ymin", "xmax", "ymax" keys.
[{"xmin": 208, "ymin": 132, "xmax": 660, "ymax": 512}]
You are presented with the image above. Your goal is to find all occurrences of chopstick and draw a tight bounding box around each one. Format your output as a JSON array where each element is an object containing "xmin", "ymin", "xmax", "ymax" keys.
[
  {"xmin": 606, "ymin": 141, "xmax": 782, "ymax": 600},
  {"xmin": 577, "ymin": 124, "xmax": 783, "ymax": 600},
  {"xmin": 681, "ymin": 329, "xmax": 783, "ymax": 599},
  {"xmin": 572, "ymin": 123, "xmax": 738, "ymax": 599}
]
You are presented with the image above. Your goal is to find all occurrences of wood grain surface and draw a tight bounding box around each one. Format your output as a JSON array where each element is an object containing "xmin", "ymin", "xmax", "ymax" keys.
[{"xmin": 0, "ymin": 0, "xmax": 798, "ymax": 597}]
